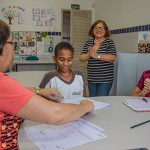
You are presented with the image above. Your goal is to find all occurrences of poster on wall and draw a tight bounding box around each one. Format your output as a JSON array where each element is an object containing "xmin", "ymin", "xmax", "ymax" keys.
[
  {"xmin": 0, "ymin": 6, "xmax": 26, "ymax": 25},
  {"xmin": 138, "ymin": 32, "xmax": 150, "ymax": 53},
  {"xmin": 19, "ymin": 32, "xmax": 37, "ymax": 58},
  {"xmin": 12, "ymin": 31, "xmax": 55, "ymax": 60},
  {"xmin": 32, "ymin": 8, "xmax": 56, "ymax": 28},
  {"xmin": 36, "ymin": 32, "xmax": 54, "ymax": 54},
  {"xmin": 12, "ymin": 32, "xmax": 20, "ymax": 59}
]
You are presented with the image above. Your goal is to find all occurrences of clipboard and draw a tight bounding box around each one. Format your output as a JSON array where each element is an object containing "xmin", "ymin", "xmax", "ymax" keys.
[{"xmin": 123, "ymin": 98, "xmax": 150, "ymax": 112}]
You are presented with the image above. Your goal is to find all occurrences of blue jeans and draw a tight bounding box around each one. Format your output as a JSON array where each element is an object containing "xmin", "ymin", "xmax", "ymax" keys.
[{"xmin": 88, "ymin": 81, "xmax": 113, "ymax": 97}]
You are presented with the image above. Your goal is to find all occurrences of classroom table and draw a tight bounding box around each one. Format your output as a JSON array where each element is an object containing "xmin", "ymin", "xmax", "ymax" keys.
[
  {"xmin": 18, "ymin": 96, "xmax": 150, "ymax": 150},
  {"xmin": 7, "ymin": 71, "xmax": 49, "ymax": 87}
]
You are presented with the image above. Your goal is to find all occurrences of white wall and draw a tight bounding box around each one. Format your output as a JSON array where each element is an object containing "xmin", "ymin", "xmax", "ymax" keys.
[
  {"xmin": 1, "ymin": 0, "xmax": 95, "ymax": 31},
  {"xmin": 111, "ymin": 32, "xmax": 138, "ymax": 53},
  {"xmin": 95, "ymin": 0, "xmax": 150, "ymax": 30}
]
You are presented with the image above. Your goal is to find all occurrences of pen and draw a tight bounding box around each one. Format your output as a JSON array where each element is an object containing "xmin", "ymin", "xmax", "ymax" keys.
[
  {"xmin": 51, "ymin": 94, "xmax": 60, "ymax": 99},
  {"xmin": 51, "ymin": 94, "xmax": 64, "ymax": 102},
  {"xmin": 130, "ymin": 120, "xmax": 150, "ymax": 129},
  {"xmin": 142, "ymin": 97, "xmax": 148, "ymax": 103}
]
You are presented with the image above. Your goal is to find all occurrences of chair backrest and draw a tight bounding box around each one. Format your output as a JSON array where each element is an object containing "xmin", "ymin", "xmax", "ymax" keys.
[{"xmin": 6, "ymin": 71, "xmax": 48, "ymax": 87}]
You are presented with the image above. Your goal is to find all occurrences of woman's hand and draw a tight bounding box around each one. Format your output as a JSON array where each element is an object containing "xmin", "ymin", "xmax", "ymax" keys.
[
  {"xmin": 28, "ymin": 87, "xmax": 63, "ymax": 102},
  {"xmin": 140, "ymin": 78, "xmax": 150, "ymax": 96},
  {"xmin": 80, "ymin": 99, "xmax": 94, "ymax": 113},
  {"xmin": 141, "ymin": 87, "xmax": 150, "ymax": 96},
  {"xmin": 40, "ymin": 88, "xmax": 64, "ymax": 101},
  {"xmin": 144, "ymin": 78, "xmax": 150, "ymax": 90},
  {"xmin": 88, "ymin": 46, "xmax": 98, "ymax": 59}
]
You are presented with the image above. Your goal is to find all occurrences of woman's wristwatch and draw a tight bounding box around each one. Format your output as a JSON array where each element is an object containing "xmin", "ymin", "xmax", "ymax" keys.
[
  {"xmin": 97, "ymin": 54, "xmax": 101, "ymax": 60},
  {"xmin": 35, "ymin": 87, "xmax": 41, "ymax": 95}
]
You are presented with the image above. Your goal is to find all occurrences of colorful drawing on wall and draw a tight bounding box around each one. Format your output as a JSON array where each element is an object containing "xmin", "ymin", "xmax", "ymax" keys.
[
  {"xmin": 1, "ymin": 6, "xmax": 26, "ymax": 25},
  {"xmin": 11, "ymin": 31, "xmax": 55, "ymax": 60},
  {"xmin": 138, "ymin": 32, "xmax": 150, "ymax": 53},
  {"xmin": 32, "ymin": 8, "xmax": 56, "ymax": 27},
  {"xmin": 12, "ymin": 32, "xmax": 20, "ymax": 60},
  {"xmin": 45, "ymin": 36, "xmax": 54, "ymax": 52},
  {"xmin": 36, "ymin": 32, "xmax": 54, "ymax": 53},
  {"xmin": 19, "ymin": 32, "xmax": 37, "ymax": 58}
]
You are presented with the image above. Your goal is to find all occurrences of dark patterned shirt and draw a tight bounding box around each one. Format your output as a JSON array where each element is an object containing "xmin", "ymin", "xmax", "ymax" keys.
[{"xmin": 0, "ymin": 113, "xmax": 24, "ymax": 150}]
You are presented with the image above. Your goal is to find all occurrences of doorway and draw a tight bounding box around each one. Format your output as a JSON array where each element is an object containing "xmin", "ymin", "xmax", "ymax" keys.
[
  {"xmin": 62, "ymin": 10, "xmax": 71, "ymax": 43},
  {"xmin": 62, "ymin": 9, "xmax": 92, "ymax": 95}
]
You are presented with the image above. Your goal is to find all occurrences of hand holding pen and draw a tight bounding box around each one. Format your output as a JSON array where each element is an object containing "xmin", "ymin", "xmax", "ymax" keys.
[
  {"xmin": 40, "ymin": 88, "xmax": 63, "ymax": 102},
  {"xmin": 50, "ymin": 94, "xmax": 64, "ymax": 102}
]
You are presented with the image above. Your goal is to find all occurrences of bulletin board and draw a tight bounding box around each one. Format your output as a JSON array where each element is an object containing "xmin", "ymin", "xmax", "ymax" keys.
[
  {"xmin": 12, "ymin": 31, "xmax": 54, "ymax": 60},
  {"xmin": 0, "ymin": 5, "xmax": 56, "ymax": 60}
]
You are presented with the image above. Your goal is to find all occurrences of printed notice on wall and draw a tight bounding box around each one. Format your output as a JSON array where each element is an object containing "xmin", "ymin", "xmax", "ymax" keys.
[{"xmin": 32, "ymin": 8, "xmax": 56, "ymax": 27}]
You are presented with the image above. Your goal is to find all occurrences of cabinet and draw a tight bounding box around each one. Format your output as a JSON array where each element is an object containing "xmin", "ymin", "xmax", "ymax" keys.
[{"xmin": 13, "ymin": 60, "xmax": 56, "ymax": 72}]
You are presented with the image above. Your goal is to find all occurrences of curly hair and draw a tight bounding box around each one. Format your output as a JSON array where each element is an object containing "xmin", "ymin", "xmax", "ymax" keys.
[
  {"xmin": 88, "ymin": 20, "xmax": 111, "ymax": 38},
  {"xmin": 54, "ymin": 42, "xmax": 74, "ymax": 57},
  {"xmin": 0, "ymin": 20, "xmax": 10, "ymax": 55}
]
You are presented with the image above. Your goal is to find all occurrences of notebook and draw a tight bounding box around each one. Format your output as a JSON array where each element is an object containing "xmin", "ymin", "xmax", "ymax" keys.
[{"xmin": 123, "ymin": 98, "xmax": 150, "ymax": 112}]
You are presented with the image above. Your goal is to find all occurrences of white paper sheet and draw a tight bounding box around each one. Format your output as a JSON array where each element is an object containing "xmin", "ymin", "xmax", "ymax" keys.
[
  {"xmin": 123, "ymin": 98, "xmax": 150, "ymax": 112},
  {"xmin": 25, "ymin": 119, "xmax": 106, "ymax": 150},
  {"xmin": 60, "ymin": 97, "xmax": 111, "ymax": 110}
]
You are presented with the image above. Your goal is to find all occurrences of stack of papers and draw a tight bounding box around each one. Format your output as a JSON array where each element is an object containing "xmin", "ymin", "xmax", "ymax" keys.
[
  {"xmin": 24, "ymin": 97, "xmax": 110, "ymax": 149},
  {"xmin": 123, "ymin": 98, "xmax": 150, "ymax": 112},
  {"xmin": 60, "ymin": 97, "xmax": 111, "ymax": 110},
  {"xmin": 25, "ymin": 119, "xmax": 107, "ymax": 150}
]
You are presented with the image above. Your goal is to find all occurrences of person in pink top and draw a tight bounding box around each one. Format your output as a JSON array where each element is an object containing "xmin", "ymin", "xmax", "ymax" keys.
[
  {"xmin": 131, "ymin": 70, "xmax": 150, "ymax": 97},
  {"xmin": 0, "ymin": 20, "xmax": 94, "ymax": 150}
]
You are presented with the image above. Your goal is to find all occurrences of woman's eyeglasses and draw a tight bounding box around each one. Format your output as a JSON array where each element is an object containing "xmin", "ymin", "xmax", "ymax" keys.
[
  {"xmin": 94, "ymin": 26, "xmax": 105, "ymax": 31},
  {"xmin": 5, "ymin": 42, "xmax": 17, "ymax": 50}
]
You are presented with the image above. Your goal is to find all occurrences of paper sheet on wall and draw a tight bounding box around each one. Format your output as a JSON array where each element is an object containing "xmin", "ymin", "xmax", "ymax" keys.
[
  {"xmin": 60, "ymin": 97, "xmax": 111, "ymax": 110},
  {"xmin": 25, "ymin": 118, "xmax": 106, "ymax": 150}
]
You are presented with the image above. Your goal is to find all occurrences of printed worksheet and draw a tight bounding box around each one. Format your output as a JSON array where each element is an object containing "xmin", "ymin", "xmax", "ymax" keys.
[
  {"xmin": 60, "ymin": 97, "xmax": 111, "ymax": 110},
  {"xmin": 25, "ymin": 119, "xmax": 106, "ymax": 150}
]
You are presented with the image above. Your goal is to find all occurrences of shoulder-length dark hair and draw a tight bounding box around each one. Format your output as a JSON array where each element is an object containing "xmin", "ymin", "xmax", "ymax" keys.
[
  {"xmin": 0, "ymin": 20, "xmax": 10, "ymax": 55},
  {"xmin": 88, "ymin": 20, "xmax": 111, "ymax": 38}
]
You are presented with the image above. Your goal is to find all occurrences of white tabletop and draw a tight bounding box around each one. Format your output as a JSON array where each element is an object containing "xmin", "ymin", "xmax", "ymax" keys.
[
  {"xmin": 7, "ymin": 71, "xmax": 49, "ymax": 87},
  {"xmin": 18, "ymin": 96, "xmax": 150, "ymax": 150}
]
